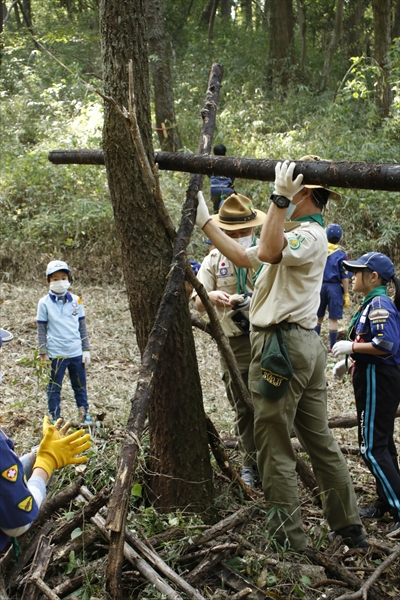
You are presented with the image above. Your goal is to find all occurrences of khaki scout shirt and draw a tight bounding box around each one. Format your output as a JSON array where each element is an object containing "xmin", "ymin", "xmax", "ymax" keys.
[
  {"xmin": 248, "ymin": 221, "xmax": 327, "ymax": 330},
  {"xmin": 197, "ymin": 246, "xmax": 260, "ymax": 337}
]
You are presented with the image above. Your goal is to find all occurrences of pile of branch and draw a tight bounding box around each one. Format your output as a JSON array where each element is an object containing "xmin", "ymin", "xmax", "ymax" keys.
[{"xmin": 2, "ymin": 479, "xmax": 399, "ymax": 600}]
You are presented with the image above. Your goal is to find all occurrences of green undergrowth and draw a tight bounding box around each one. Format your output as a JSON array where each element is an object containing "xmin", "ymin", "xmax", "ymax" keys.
[{"xmin": 2, "ymin": 18, "xmax": 400, "ymax": 281}]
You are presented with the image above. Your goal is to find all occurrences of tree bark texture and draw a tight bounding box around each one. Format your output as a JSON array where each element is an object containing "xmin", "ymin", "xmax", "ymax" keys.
[
  {"xmin": 296, "ymin": 0, "xmax": 307, "ymax": 76},
  {"xmin": 145, "ymin": 0, "xmax": 181, "ymax": 152},
  {"xmin": 372, "ymin": 0, "xmax": 392, "ymax": 117},
  {"xmin": 48, "ymin": 151, "xmax": 400, "ymax": 192},
  {"xmin": 344, "ymin": 0, "xmax": 365, "ymax": 57},
  {"xmin": 99, "ymin": 2, "xmax": 215, "ymax": 595},
  {"xmin": 319, "ymin": 0, "xmax": 344, "ymax": 93},
  {"xmin": 267, "ymin": 0, "xmax": 294, "ymax": 86},
  {"xmin": 393, "ymin": 0, "xmax": 400, "ymax": 41}
]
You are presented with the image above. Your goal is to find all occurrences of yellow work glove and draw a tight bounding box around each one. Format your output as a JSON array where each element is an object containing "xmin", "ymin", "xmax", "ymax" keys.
[
  {"xmin": 35, "ymin": 426, "xmax": 92, "ymax": 477},
  {"xmin": 343, "ymin": 293, "xmax": 350, "ymax": 309},
  {"xmin": 42, "ymin": 415, "xmax": 73, "ymax": 440}
]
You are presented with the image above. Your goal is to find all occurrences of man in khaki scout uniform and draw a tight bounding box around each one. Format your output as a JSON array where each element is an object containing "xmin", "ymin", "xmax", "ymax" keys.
[
  {"xmin": 195, "ymin": 159, "xmax": 367, "ymax": 551},
  {"xmin": 194, "ymin": 194, "xmax": 266, "ymax": 488}
]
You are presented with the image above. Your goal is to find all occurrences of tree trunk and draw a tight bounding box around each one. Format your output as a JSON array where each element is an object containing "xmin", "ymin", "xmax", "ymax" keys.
[
  {"xmin": 393, "ymin": 0, "xmax": 400, "ymax": 41},
  {"xmin": 296, "ymin": 0, "xmax": 307, "ymax": 76},
  {"xmin": 200, "ymin": 0, "xmax": 214, "ymax": 25},
  {"xmin": 48, "ymin": 150, "xmax": 400, "ymax": 192},
  {"xmin": 99, "ymin": 0, "xmax": 213, "ymax": 515},
  {"xmin": 146, "ymin": 0, "xmax": 181, "ymax": 152},
  {"xmin": 345, "ymin": 0, "xmax": 365, "ymax": 57},
  {"xmin": 267, "ymin": 0, "xmax": 294, "ymax": 87},
  {"xmin": 372, "ymin": 0, "xmax": 392, "ymax": 117},
  {"xmin": 319, "ymin": 0, "xmax": 345, "ymax": 93},
  {"xmin": 208, "ymin": 0, "xmax": 219, "ymax": 40},
  {"xmin": 242, "ymin": 0, "xmax": 252, "ymax": 27},
  {"xmin": 221, "ymin": 0, "xmax": 231, "ymax": 19}
]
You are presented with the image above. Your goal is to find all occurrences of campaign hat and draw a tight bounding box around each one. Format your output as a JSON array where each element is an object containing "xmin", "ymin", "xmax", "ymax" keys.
[{"xmin": 210, "ymin": 193, "xmax": 266, "ymax": 231}]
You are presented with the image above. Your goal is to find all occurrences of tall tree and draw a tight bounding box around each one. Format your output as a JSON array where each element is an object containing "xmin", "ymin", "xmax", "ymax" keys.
[
  {"xmin": 344, "ymin": 0, "xmax": 366, "ymax": 57},
  {"xmin": 99, "ymin": 0, "xmax": 214, "ymax": 527},
  {"xmin": 372, "ymin": 0, "xmax": 392, "ymax": 117},
  {"xmin": 146, "ymin": 0, "xmax": 181, "ymax": 152},
  {"xmin": 296, "ymin": 0, "xmax": 307, "ymax": 77},
  {"xmin": 319, "ymin": 0, "xmax": 345, "ymax": 93},
  {"xmin": 393, "ymin": 0, "xmax": 400, "ymax": 41},
  {"xmin": 267, "ymin": 0, "xmax": 294, "ymax": 87}
]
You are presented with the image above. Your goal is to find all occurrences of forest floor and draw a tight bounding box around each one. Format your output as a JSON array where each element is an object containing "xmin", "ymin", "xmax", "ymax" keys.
[{"xmin": 1, "ymin": 283, "xmax": 400, "ymax": 599}]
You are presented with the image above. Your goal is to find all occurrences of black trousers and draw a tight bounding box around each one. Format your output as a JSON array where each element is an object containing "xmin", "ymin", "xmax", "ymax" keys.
[{"xmin": 353, "ymin": 362, "xmax": 400, "ymax": 518}]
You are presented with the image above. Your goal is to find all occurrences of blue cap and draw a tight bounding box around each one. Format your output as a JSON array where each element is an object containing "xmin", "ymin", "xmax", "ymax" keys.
[
  {"xmin": 343, "ymin": 252, "xmax": 395, "ymax": 283},
  {"xmin": 189, "ymin": 260, "xmax": 201, "ymax": 276},
  {"xmin": 326, "ymin": 223, "xmax": 343, "ymax": 242}
]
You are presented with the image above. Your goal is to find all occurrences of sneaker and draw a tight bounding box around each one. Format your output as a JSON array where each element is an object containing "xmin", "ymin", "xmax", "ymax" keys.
[
  {"xmin": 84, "ymin": 412, "xmax": 93, "ymax": 425},
  {"xmin": 331, "ymin": 524, "xmax": 369, "ymax": 548},
  {"xmin": 78, "ymin": 407, "xmax": 93, "ymax": 425},
  {"xmin": 386, "ymin": 521, "xmax": 400, "ymax": 539},
  {"xmin": 359, "ymin": 505, "xmax": 387, "ymax": 519},
  {"xmin": 240, "ymin": 466, "xmax": 255, "ymax": 488}
]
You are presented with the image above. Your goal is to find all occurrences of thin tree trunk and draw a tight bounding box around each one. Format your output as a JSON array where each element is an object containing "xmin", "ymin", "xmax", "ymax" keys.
[
  {"xmin": 345, "ymin": 0, "xmax": 365, "ymax": 57},
  {"xmin": 319, "ymin": 0, "xmax": 344, "ymax": 93},
  {"xmin": 372, "ymin": 0, "xmax": 392, "ymax": 117},
  {"xmin": 393, "ymin": 0, "xmax": 400, "ymax": 41},
  {"xmin": 267, "ymin": 0, "xmax": 294, "ymax": 87},
  {"xmin": 208, "ymin": 0, "xmax": 219, "ymax": 40},
  {"xmin": 146, "ymin": 0, "xmax": 181, "ymax": 152},
  {"xmin": 296, "ymin": 0, "xmax": 307, "ymax": 76}
]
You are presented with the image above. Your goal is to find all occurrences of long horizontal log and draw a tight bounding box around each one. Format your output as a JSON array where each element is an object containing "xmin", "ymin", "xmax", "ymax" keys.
[{"xmin": 48, "ymin": 150, "xmax": 400, "ymax": 191}]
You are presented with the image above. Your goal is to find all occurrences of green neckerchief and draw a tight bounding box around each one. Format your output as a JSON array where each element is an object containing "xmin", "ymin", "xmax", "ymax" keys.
[
  {"xmin": 236, "ymin": 236, "xmax": 257, "ymax": 294},
  {"xmin": 293, "ymin": 213, "xmax": 324, "ymax": 227},
  {"xmin": 347, "ymin": 286, "xmax": 388, "ymax": 340}
]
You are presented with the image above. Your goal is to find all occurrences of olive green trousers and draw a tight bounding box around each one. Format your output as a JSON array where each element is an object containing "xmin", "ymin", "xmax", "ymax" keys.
[{"xmin": 249, "ymin": 326, "xmax": 361, "ymax": 550}]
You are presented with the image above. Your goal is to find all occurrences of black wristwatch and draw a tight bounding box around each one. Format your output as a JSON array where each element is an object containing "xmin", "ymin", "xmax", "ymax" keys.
[{"xmin": 270, "ymin": 194, "xmax": 291, "ymax": 209}]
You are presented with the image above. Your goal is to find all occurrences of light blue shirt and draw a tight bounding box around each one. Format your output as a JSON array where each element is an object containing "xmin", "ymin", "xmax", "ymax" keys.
[{"xmin": 36, "ymin": 292, "xmax": 86, "ymax": 358}]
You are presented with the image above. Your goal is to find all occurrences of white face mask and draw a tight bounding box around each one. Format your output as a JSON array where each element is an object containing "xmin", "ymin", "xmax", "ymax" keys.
[
  {"xmin": 49, "ymin": 280, "xmax": 70, "ymax": 294},
  {"xmin": 286, "ymin": 195, "xmax": 306, "ymax": 220},
  {"xmin": 237, "ymin": 235, "xmax": 254, "ymax": 249}
]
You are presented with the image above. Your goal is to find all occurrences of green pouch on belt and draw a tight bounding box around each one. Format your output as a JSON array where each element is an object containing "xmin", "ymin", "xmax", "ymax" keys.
[{"xmin": 258, "ymin": 328, "xmax": 293, "ymax": 401}]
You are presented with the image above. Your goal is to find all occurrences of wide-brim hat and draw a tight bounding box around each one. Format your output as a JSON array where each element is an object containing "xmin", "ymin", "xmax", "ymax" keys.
[
  {"xmin": 343, "ymin": 252, "xmax": 394, "ymax": 283},
  {"xmin": 210, "ymin": 193, "xmax": 266, "ymax": 230},
  {"xmin": 300, "ymin": 155, "xmax": 342, "ymax": 202}
]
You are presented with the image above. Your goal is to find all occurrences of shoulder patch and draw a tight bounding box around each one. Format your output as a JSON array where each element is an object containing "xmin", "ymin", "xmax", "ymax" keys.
[
  {"xmin": 288, "ymin": 237, "xmax": 301, "ymax": 250},
  {"xmin": 2, "ymin": 464, "xmax": 18, "ymax": 482},
  {"xmin": 77, "ymin": 297, "xmax": 82, "ymax": 305},
  {"xmin": 369, "ymin": 308, "xmax": 390, "ymax": 321},
  {"xmin": 17, "ymin": 495, "xmax": 34, "ymax": 512}
]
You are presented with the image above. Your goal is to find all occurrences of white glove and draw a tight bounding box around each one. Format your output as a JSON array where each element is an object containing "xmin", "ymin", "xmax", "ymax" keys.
[
  {"xmin": 196, "ymin": 191, "xmax": 211, "ymax": 229},
  {"xmin": 331, "ymin": 341, "xmax": 353, "ymax": 358},
  {"xmin": 82, "ymin": 351, "xmax": 91, "ymax": 367},
  {"xmin": 273, "ymin": 161, "xmax": 304, "ymax": 200},
  {"xmin": 230, "ymin": 293, "xmax": 252, "ymax": 311},
  {"xmin": 332, "ymin": 359, "xmax": 347, "ymax": 379}
]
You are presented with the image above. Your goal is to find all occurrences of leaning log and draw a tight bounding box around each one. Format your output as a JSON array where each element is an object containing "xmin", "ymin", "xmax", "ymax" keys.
[{"xmin": 48, "ymin": 150, "xmax": 400, "ymax": 192}]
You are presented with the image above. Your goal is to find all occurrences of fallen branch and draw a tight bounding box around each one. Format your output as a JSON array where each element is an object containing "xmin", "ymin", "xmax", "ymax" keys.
[
  {"xmin": 205, "ymin": 413, "xmax": 258, "ymax": 500},
  {"xmin": 335, "ymin": 544, "xmax": 400, "ymax": 600},
  {"xmin": 21, "ymin": 535, "xmax": 53, "ymax": 600},
  {"xmin": 184, "ymin": 506, "xmax": 256, "ymax": 552},
  {"xmin": 185, "ymin": 545, "xmax": 237, "ymax": 585},
  {"xmin": 303, "ymin": 548, "xmax": 383, "ymax": 600},
  {"xmin": 34, "ymin": 478, "xmax": 84, "ymax": 528}
]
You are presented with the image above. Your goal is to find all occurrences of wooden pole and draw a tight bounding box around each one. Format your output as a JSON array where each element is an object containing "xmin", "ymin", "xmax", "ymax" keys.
[{"xmin": 48, "ymin": 150, "xmax": 400, "ymax": 192}]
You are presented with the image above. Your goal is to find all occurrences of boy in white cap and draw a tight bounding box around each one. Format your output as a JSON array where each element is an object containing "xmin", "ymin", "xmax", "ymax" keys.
[{"xmin": 36, "ymin": 261, "xmax": 92, "ymax": 424}]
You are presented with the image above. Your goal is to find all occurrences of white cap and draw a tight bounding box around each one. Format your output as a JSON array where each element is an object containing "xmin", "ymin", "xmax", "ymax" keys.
[{"xmin": 46, "ymin": 260, "xmax": 70, "ymax": 277}]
